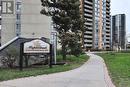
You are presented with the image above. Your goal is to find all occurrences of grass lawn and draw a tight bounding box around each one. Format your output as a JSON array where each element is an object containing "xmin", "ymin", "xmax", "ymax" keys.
[
  {"xmin": 98, "ymin": 52, "xmax": 130, "ymax": 87},
  {"xmin": 0, "ymin": 54, "xmax": 89, "ymax": 81}
]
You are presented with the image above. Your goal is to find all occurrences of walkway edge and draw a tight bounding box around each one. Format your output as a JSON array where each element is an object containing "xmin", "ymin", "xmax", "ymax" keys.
[{"xmin": 97, "ymin": 54, "xmax": 116, "ymax": 87}]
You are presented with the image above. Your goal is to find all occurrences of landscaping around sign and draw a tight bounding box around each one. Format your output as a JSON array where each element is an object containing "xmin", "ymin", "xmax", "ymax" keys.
[
  {"xmin": 19, "ymin": 39, "xmax": 52, "ymax": 71},
  {"xmin": 0, "ymin": 54, "xmax": 89, "ymax": 81}
]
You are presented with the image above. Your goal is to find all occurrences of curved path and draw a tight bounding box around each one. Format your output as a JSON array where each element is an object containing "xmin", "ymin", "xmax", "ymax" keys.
[{"xmin": 0, "ymin": 53, "xmax": 115, "ymax": 87}]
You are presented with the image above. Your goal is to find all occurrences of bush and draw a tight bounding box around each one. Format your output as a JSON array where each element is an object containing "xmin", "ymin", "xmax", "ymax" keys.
[
  {"xmin": 120, "ymin": 50, "xmax": 130, "ymax": 53},
  {"xmin": 109, "ymin": 52, "xmax": 115, "ymax": 55},
  {"xmin": 1, "ymin": 46, "xmax": 19, "ymax": 68},
  {"xmin": 57, "ymin": 49, "xmax": 62, "ymax": 55}
]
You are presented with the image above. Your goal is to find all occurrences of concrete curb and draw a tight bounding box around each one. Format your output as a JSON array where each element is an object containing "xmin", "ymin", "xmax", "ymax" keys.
[
  {"xmin": 103, "ymin": 62, "xmax": 116, "ymax": 87},
  {"xmin": 96, "ymin": 54, "xmax": 116, "ymax": 87}
]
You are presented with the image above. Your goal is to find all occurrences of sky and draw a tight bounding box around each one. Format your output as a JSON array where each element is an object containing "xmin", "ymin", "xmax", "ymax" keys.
[{"xmin": 111, "ymin": 0, "xmax": 130, "ymax": 35}]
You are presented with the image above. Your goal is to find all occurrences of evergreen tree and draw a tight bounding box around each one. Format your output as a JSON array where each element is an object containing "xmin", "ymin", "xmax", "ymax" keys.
[{"xmin": 41, "ymin": 0, "xmax": 83, "ymax": 60}]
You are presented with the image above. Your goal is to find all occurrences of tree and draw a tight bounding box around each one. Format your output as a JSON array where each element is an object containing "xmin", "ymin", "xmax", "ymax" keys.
[{"xmin": 41, "ymin": 0, "xmax": 83, "ymax": 60}]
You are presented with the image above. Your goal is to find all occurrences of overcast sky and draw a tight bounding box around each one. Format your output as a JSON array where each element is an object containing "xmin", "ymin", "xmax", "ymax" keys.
[{"xmin": 111, "ymin": 0, "xmax": 130, "ymax": 35}]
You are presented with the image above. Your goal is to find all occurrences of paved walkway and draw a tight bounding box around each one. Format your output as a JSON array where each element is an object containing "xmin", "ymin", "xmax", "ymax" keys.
[{"xmin": 0, "ymin": 53, "xmax": 115, "ymax": 87}]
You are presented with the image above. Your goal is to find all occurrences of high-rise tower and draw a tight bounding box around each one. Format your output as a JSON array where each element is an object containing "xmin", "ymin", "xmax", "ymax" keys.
[
  {"xmin": 83, "ymin": 0, "xmax": 111, "ymax": 50},
  {"xmin": 112, "ymin": 14, "xmax": 126, "ymax": 50}
]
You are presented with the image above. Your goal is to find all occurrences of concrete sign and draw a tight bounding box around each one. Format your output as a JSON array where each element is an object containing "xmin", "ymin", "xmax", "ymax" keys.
[
  {"xmin": 1, "ymin": 1, "xmax": 14, "ymax": 14},
  {"xmin": 24, "ymin": 39, "xmax": 50, "ymax": 54}
]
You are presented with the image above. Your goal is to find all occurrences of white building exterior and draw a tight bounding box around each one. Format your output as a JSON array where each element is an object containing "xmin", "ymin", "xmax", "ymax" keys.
[{"xmin": 1, "ymin": 0, "xmax": 51, "ymax": 45}]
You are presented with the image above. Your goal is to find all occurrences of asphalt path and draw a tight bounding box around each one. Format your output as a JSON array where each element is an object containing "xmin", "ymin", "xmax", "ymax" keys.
[{"xmin": 0, "ymin": 53, "xmax": 115, "ymax": 87}]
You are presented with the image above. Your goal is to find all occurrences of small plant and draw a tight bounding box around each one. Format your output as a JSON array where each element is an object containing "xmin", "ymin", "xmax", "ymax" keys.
[
  {"xmin": 1, "ymin": 56, "xmax": 16, "ymax": 68},
  {"xmin": 57, "ymin": 49, "xmax": 62, "ymax": 55},
  {"xmin": 1, "ymin": 46, "xmax": 19, "ymax": 68},
  {"xmin": 109, "ymin": 52, "xmax": 115, "ymax": 55}
]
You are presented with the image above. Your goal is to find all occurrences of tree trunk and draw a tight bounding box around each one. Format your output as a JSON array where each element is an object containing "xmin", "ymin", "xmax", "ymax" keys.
[
  {"xmin": 25, "ymin": 56, "xmax": 28, "ymax": 68},
  {"xmin": 62, "ymin": 43, "xmax": 66, "ymax": 61}
]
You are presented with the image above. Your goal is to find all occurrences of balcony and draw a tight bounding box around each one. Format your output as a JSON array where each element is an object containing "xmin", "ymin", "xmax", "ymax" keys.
[
  {"xmin": 85, "ymin": 27, "xmax": 93, "ymax": 31},
  {"xmin": 106, "ymin": 29, "xmax": 110, "ymax": 33},
  {"xmin": 84, "ymin": 5, "xmax": 93, "ymax": 9},
  {"xmin": 106, "ymin": 10, "xmax": 110, "ymax": 14},
  {"xmin": 85, "ymin": 18, "xmax": 93, "ymax": 22},
  {"xmin": 106, "ymin": 37, "xmax": 110, "ymax": 39},
  {"xmin": 84, "ymin": 40, "xmax": 93, "ymax": 43},
  {"xmin": 85, "ymin": 22, "xmax": 93, "ymax": 26},
  {"xmin": 84, "ymin": 9, "xmax": 93, "ymax": 13},
  {"xmin": 106, "ymin": 2, "xmax": 110, "ymax": 6},
  {"xmin": 106, "ymin": 45, "xmax": 110, "ymax": 47},
  {"xmin": 85, "ymin": 31, "xmax": 92, "ymax": 34},
  {"xmin": 106, "ymin": 21, "xmax": 110, "ymax": 25},
  {"xmin": 106, "ymin": 26, "xmax": 110, "ymax": 29},
  {"xmin": 84, "ymin": 35, "xmax": 93, "ymax": 38},
  {"xmin": 84, "ymin": 13, "xmax": 93, "ymax": 17},
  {"xmin": 106, "ymin": 40, "xmax": 110, "ymax": 43},
  {"xmin": 84, "ymin": 44, "xmax": 93, "ymax": 47},
  {"xmin": 84, "ymin": 0, "xmax": 93, "ymax": 5}
]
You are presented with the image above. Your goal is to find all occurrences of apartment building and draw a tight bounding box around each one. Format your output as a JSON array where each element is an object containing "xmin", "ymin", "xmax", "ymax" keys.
[
  {"xmin": 126, "ymin": 36, "xmax": 130, "ymax": 49},
  {"xmin": 1, "ymin": 0, "xmax": 51, "ymax": 45},
  {"xmin": 83, "ymin": 0, "xmax": 111, "ymax": 50},
  {"xmin": 0, "ymin": 2, "xmax": 1, "ymax": 46},
  {"xmin": 112, "ymin": 14, "xmax": 126, "ymax": 50},
  {"xmin": 83, "ymin": 0, "xmax": 94, "ymax": 49}
]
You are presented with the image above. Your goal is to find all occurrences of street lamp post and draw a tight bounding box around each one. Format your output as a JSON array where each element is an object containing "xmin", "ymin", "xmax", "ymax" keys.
[{"xmin": 51, "ymin": 31, "xmax": 57, "ymax": 64}]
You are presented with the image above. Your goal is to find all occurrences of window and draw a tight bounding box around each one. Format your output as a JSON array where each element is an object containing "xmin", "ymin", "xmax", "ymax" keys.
[
  {"xmin": 16, "ymin": 2, "xmax": 21, "ymax": 11},
  {"xmin": 16, "ymin": 14, "xmax": 20, "ymax": 20}
]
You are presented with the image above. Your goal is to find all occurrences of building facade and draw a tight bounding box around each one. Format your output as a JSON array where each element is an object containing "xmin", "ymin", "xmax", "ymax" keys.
[
  {"xmin": 1, "ymin": 0, "xmax": 51, "ymax": 45},
  {"xmin": 112, "ymin": 14, "xmax": 126, "ymax": 50},
  {"xmin": 83, "ymin": 0, "xmax": 111, "ymax": 50},
  {"xmin": 83, "ymin": 0, "xmax": 94, "ymax": 49},
  {"xmin": 0, "ymin": 2, "xmax": 1, "ymax": 46},
  {"xmin": 127, "ymin": 35, "xmax": 130, "ymax": 49},
  {"xmin": 126, "ymin": 35, "xmax": 130, "ymax": 49}
]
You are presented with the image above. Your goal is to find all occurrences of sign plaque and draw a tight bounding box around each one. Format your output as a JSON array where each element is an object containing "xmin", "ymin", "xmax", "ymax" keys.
[{"xmin": 24, "ymin": 39, "xmax": 50, "ymax": 54}]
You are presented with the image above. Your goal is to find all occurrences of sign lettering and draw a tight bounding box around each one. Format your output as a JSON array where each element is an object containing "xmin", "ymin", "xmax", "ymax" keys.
[
  {"xmin": 24, "ymin": 39, "xmax": 50, "ymax": 54},
  {"xmin": 1, "ymin": 1, "xmax": 14, "ymax": 14}
]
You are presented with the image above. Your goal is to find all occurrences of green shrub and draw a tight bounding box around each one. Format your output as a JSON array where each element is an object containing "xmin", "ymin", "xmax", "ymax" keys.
[{"xmin": 1, "ymin": 46, "xmax": 19, "ymax": 68}]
